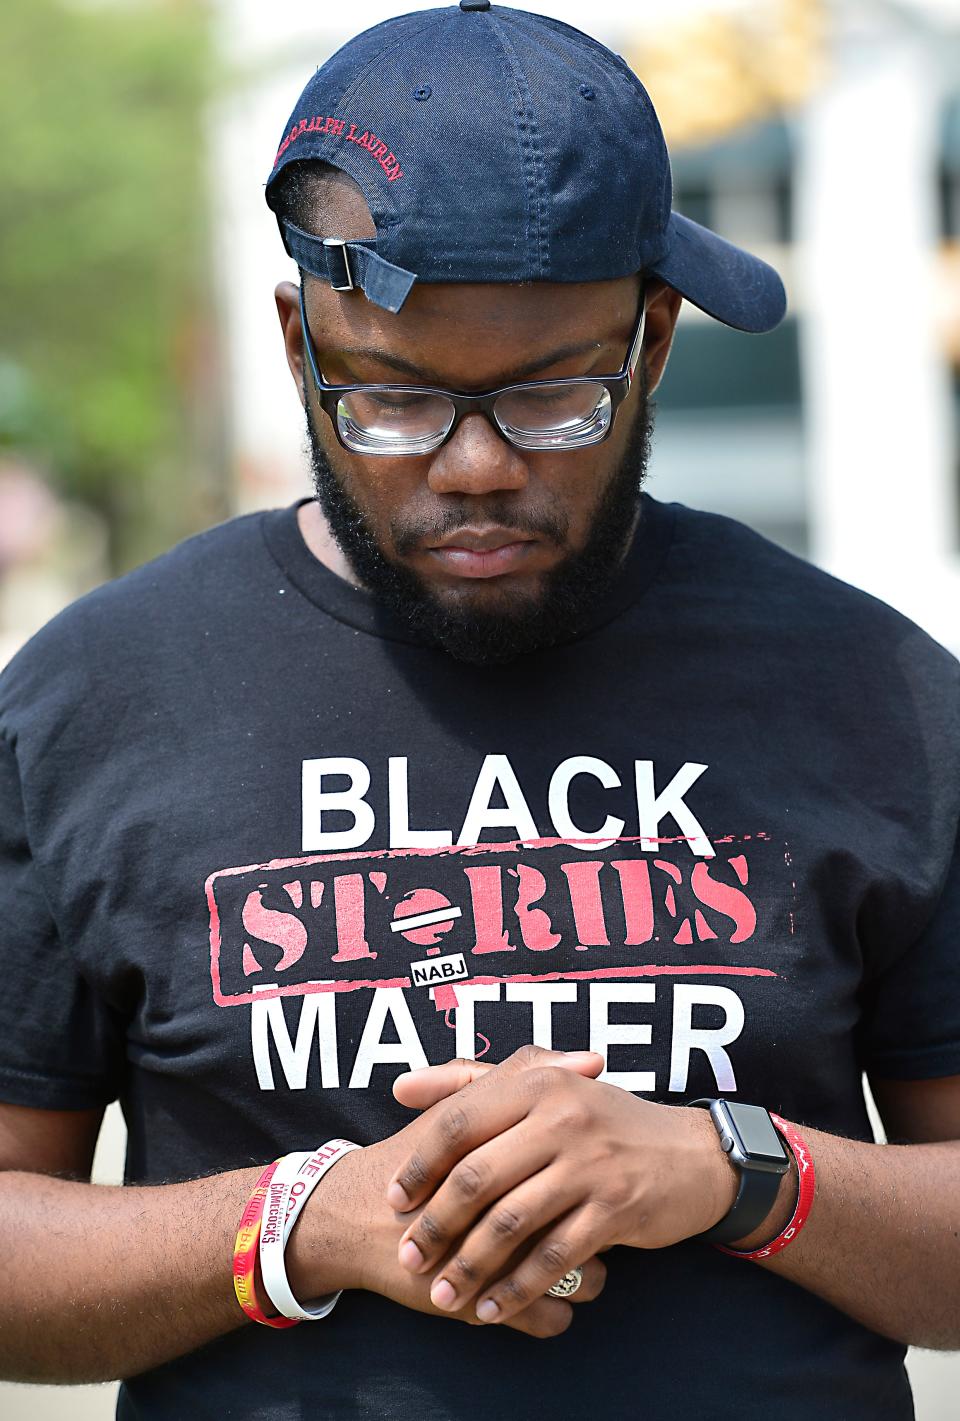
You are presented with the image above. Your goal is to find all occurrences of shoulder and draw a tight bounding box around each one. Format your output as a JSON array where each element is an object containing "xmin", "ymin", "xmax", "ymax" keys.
[
  {"xmin": 662, "ymin": 499, "xmax": 960, "ymax": 701},
  {"xmin": 84, "ymin": 506, "xmax": 267, "ymax": 626},
  {"xmin": 0, "ymin": 508, "xmax": 268, "ymax": 745}
]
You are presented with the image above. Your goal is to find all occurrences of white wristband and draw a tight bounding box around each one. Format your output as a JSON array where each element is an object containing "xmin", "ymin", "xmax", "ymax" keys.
[
  {"xmin": 258, "ymin": 1150, "xmax": 312, "ymax": 1254},
  {"xmin": 259, "ymin": 1139, "xmax": 361, "ymax": 1322}
]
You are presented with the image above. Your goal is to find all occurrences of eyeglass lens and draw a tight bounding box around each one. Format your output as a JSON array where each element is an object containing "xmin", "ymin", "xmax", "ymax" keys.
[{"xmin": 335, "ymin": 382, "xmax": 613, "ymax": 455}]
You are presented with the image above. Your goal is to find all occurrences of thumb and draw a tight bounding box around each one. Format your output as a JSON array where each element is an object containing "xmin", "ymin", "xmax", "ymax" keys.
[
  {"xmin": 393, "ymin": 1056, "xmax": 494, "ymax": 1110},
  {"xmin": 393, "ymin": 1048, "xmax": 604, "ymax": 1111}
]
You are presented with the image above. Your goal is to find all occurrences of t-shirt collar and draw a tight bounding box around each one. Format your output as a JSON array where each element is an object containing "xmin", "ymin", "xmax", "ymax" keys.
[{"xmin": 261, "ymin": 490, "xmax": 675, "ymax": 648}]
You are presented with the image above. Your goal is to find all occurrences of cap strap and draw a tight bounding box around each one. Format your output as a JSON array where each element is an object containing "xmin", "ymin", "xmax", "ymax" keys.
[{"xmin": 280, "ymin": 220, "xmax": 417, "ymax": 313}]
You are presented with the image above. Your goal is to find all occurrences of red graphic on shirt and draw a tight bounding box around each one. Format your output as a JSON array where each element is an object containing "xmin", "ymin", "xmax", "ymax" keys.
[{"xmin": 206, "ymin": 836, "xmax": 779, "ymax": 1009}]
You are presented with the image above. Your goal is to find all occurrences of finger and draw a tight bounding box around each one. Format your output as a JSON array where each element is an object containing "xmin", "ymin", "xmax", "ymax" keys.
[
  {"xmin": 393, "ymin": 1058, "xmax": 495, "ymax": 1110},
  {"xmin": 469, "ymin": 1255, "xmax": 605, "ymax": 1334},
  {"xmin": 453, "ymin": 1236, "xmax": 580, "ymax": 1339},
  {"xmin": 568, "ymin": 1254, "xmax": 607, "ymax": 1306},
  {"xmin": 386, "ymin": 1046, "xmax": 602, "ymax": 1210},
  {"xmin": 426, "ymin": 1164, "xmax": 584, "ymax": 1313},
  {"xmin": 499, "ymin": 1296, "xmax": 574, "ymax": 1340},
  {"xmin": 473, "ymin": 1207, "xmax": 604, "ymax": 1325},
  {"xmin": 393, "ymin": 1049, "xmax": 603, "ymax": 1112},
  {"xmin": 397, "ymin": 1121, "xmax": 558, "ymax": 1273}
]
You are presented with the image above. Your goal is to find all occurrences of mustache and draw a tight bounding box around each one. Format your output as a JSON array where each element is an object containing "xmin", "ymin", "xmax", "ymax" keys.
[{"xmin": 390, "ymin": 501, "xmax": 569, "ymax": 558}]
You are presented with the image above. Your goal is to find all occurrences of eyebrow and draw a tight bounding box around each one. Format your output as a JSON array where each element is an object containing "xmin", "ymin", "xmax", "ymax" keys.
[{"xmin": 322, "ymin": 337, "xmax": 613, "ymax": 388}]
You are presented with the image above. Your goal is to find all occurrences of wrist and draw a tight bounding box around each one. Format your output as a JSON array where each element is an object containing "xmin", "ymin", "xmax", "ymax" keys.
[
  {"xmin": 284, "ymin": 1146, "xmax": 366, "ymax": 1299},
  {"xmin": 684, "ymin": 1105, "xmax": 740, "ymax": 1236},
  {"xmin": 725, "ymin": 1146, "xmax": 799, "ymax": 1252}
]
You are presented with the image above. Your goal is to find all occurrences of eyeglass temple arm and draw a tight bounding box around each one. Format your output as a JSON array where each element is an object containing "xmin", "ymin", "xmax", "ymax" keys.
[
  {"xmin": 298, "ymin": 283, "xmax": 327, "ymax": 393},
  {"xmin": 626, "ymin": 285, "xmax": 648, "ymax": 385}
]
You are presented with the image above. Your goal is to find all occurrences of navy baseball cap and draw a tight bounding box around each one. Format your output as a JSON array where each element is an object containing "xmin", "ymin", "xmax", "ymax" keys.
[{"xmin": 264, "ymin": 2, "xmax": 786, "ymax": 333}]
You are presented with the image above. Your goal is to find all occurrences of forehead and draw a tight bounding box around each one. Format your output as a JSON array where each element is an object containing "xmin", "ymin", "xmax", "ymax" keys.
[
  {"xmin": 304, "ymin": 273, "xmax": 641, "ymax": 387},
  {"xmin": 297, "ymin": 165, "xmax": 641, "ymax": 383}
]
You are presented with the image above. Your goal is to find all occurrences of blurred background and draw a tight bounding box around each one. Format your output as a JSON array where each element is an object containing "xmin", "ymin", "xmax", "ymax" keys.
[{"xmin": 1, "ymin": 0, "xmax": 958, "ymax": 1415}]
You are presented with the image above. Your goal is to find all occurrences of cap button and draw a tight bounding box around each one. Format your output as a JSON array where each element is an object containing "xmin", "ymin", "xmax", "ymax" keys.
[{"xmin": 460, "ymin": 1, "xmax": 491, "ymax": 10}]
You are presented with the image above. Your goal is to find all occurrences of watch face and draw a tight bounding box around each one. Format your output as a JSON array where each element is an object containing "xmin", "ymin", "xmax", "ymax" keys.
[{"xmin": 722, "ymin": 1102, "xmax": 788, "ymax": 1166}]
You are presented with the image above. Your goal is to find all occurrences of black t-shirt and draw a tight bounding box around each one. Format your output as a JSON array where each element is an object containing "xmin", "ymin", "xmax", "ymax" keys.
[{"xmin": 0, "ymin": 493, "xmax": 958, "ymax": 1421}]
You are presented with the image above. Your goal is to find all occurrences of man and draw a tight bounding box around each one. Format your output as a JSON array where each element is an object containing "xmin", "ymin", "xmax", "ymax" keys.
[{"xmin": 0, "ymin": 4, "xmax": 958, "ymax": 1418}]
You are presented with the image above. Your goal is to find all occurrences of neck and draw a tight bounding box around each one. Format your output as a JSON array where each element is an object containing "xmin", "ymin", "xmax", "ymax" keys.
[{"xmin": 297, "ymin": 499, "xmax": 362, "ymax": 587}]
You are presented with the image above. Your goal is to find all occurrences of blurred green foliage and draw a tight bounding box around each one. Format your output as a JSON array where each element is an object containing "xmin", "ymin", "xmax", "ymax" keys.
[{"xmin": 0, "ymin": 0, "xmax": 225, "ymax": 571}]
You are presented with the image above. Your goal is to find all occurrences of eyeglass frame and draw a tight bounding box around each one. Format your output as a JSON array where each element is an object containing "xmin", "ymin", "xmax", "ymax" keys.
[{"xmin": 297, "ymin": 277, "xmax": 648, "ymax": 457}]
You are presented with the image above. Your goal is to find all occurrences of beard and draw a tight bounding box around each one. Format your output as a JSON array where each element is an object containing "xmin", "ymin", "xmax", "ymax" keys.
[{"xmin": 303, "ymin": 381, "xmax": 655, "ymax": 665}]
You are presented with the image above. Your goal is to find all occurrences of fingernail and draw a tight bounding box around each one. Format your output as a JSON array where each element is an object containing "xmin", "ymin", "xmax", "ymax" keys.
[
  {"xmin": 387, "ymin": 1181, "xmax": 412, "ymax": 1210},
  {"xmin": 399, "ymin": 1239, "xmax": 424, "ymax": 1271},
  {"xmin": 476, "ymin": 1298, "xmax": 500, "ymax": 1323},
  {"xmin": 431, "ymin": 1278, "xmax": 457, "ymax": 1310}
]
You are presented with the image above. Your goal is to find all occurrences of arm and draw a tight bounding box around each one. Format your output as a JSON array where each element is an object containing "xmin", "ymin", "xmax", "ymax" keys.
[
  {"xmin": 0, "ymin": 1069, "xmax": 600, "ymax": 1383},
  {"xmin": 386, "ymin": 1049, "xmax": 960, "ymax": 1348},
  {"xmin": 737, "ymin": 1074, "xmax": 960, "ymax": 1349},
  {"xmin": 0, "ymin": 1101, "xmax": 305, "ymax": 1382}
]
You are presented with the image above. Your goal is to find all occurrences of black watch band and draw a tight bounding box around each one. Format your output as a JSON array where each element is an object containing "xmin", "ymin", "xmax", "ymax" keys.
[{"xmin": 688, "ymin": 1098, "xmax": 790, "ymax": 1245}]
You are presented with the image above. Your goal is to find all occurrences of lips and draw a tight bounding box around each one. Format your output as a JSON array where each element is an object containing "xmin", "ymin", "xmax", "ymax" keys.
[
  {"xmin": 426, "ymin": 527, "xmax": 538, "ymax": 579},
  {"xmin": 431, "ymin": 527, "xmax": 535, "ymax": 553}
]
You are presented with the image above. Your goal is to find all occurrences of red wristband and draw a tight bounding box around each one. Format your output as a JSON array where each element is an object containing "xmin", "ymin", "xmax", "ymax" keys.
[
  {"xmin": 716, "ymin": 1113, "xmax": 815, "ymax": 1261},
  {"xmin": 232, "ymin": 1160, "xmax": 299, "ymax": 1329}
]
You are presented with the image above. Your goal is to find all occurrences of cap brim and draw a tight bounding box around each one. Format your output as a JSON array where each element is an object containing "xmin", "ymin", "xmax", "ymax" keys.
[{"xmin": 650, "ymin": 211, "xmax": 787, "ymax": 334}]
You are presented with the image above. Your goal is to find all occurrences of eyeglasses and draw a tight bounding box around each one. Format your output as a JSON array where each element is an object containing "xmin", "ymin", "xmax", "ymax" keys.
[{"xmin": 298, "ymin": 281, "xmax": 646, "ymax": 458}]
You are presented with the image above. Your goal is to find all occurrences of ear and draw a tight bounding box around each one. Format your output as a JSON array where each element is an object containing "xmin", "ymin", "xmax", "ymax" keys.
[
  {"xmin": 642, "ymin": 279, "xmax": 683, "ymax": 394},
  {"xmin": 275, "ymin": 279, "xmax": 307, "ymax": 408}
]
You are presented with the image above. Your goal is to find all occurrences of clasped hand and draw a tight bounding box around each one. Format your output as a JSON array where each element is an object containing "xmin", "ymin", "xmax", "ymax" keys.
[{"xmin": 386, "ymin": 1044, "xmax": 734, "ymax": 1326}]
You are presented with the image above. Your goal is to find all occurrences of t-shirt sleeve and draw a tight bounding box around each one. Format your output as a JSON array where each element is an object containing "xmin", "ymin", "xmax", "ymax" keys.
[
  {"xmin": 0, "ymin": 730, "xmax": 124, "ymax": 1109},
  {"xmin": 859, "ymin": 826, "xmax": 960, "ymax": 1081}
]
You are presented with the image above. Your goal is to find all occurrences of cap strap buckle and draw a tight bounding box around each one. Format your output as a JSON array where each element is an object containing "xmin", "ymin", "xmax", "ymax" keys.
[
  {"xmin": 322, "ymin": 237, "xmax": 355, "ymax": 292},
  {"xmin": 279, "ymin": 220, "xmax": 418, "ymax": 313}
]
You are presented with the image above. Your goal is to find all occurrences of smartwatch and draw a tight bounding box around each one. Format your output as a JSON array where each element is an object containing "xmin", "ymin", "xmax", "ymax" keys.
[{"xmin": 688, "ymin": 1098, "xmax": 790, "ymax": 1245}]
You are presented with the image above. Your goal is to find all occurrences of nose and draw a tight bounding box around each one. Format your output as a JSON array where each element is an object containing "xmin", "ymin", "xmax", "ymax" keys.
[{"xmin": 426, "ymin": 412, "xmax": 530, "ymax": 497}]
